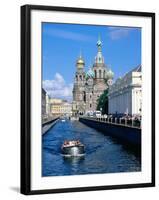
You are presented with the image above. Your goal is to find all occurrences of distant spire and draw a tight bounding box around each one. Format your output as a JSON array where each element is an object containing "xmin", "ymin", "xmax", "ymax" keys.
[
  {"xmin": 97, "ymin": 34, "xmax": 102, "ymax": 52},
  {"xmin": 76, "ymin": 49, "xmax": 85, "ymax": 69},
  {"xmin": 95, "ymin": 34, "xmax": 104, "ymax": 64},
  {"xmin": 79, "ymin": 49, "xmax": 82, "ymax": 58}
]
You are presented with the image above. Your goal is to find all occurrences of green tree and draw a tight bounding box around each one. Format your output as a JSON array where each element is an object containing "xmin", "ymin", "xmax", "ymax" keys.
[{"xmin": 97, "ymin": 89, "xmax": 109, "ymax": 114}]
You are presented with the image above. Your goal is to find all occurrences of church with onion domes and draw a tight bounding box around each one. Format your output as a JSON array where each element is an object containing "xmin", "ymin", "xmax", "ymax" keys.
[{"xmin": 72, "ymin": 36, "xmax": 114, "ymax": 116}]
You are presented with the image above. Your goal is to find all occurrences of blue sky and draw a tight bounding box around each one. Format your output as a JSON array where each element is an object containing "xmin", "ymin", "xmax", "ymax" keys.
[{"xmin": 42, "ymin": 23, "xmax": 141, "ymax": 100}]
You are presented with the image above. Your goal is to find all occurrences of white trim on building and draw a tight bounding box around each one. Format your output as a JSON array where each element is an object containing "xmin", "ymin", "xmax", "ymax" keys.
[{"xmin": 108, "ymin": 65, "xmax": 142, "ymax": 115}]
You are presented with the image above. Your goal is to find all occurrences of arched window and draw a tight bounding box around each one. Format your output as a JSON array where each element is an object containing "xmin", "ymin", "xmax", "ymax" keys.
[
  {"xmin": 95, "ymin": 70, "xmax": 97, "ymax": 78},
  {"xmin": 79, "ymin": 75, "xmax": 82, "ymax": 81},
  {"xmin": 99, "ymin": 70, "xmax": 101, "ymax": 78},
  {"xmin": 90, "ymin": 104, "xmax": 92, "ymax": 108},
  {"xmin": 76, "ymin": 75, "xmax": 78, "ymax": 81}
]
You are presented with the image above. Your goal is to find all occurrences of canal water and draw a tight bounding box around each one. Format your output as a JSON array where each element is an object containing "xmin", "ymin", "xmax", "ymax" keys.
[{"xmin": 42, "ymin": 119, "xmax": 141, "ymax": 177}]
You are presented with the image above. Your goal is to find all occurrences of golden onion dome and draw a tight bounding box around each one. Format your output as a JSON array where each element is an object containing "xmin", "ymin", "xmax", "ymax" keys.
[
  {"xmin": 76, "ymin": 56, "xmax": 85, "ymax": 68},
  {"xmin": 77, "ymin": 57, "xmax": 84, "ymax": 64}
]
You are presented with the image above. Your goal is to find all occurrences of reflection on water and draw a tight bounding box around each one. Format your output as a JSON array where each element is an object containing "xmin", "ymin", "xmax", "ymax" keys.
[
  {"xmin": 63, "ymin": 156, "xmax": 85, "ymax": 174},
  {"xmin": 42, "ymin": 120, "xmax": 141, "ymax": 176},
  {"xmin": 63, "ymin": 155, "xmax": 85, "ymax": 164}
]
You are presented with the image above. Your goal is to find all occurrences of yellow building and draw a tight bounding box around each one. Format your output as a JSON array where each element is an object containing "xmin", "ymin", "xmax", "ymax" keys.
[
  {"xmin": 50, "ymin": 98, "xmax": 72, "ymax": 116},
  {"xmin": 60, "ymin": 102, "xmax": 72, "ymax": 116}
]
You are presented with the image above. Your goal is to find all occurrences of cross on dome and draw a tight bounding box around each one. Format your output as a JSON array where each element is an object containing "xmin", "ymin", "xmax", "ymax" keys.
[
  {"xmin": 97, "ymin": 34, "xmax": 102, "ymax": 50},
  {"xmin": 76, "ymin": 50, "xmax": 85, "ymax": 68},
  {"xmin": 95, "ymin": 34, "xmax": 104, "ymax": 64}
]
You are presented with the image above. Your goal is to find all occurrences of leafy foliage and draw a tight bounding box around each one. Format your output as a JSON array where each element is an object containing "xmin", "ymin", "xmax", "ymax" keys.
[{"xmin": 97, "ymin": 89, "xmax": 109, "ymax": 114}]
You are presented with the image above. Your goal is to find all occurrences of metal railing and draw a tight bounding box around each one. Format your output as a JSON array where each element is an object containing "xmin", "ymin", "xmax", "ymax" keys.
[{"xmin": 81, "ymin": 116, "xmax": 141, "ymax": 129}]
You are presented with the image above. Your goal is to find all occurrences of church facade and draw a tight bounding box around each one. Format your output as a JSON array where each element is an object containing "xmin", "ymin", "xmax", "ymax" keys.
[{"xmin": 72, "ymin": 36, "xmax": 114, "ymax": 116}]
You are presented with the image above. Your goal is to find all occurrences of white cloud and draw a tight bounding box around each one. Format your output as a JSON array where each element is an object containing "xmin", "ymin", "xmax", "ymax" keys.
[
  {"xmin": 43, "ymin": 73, "xmax": 73, "ymax": 100},
  {"xmin": 108, "ymin": 27, "xmax": 131, "ymax": 40}
]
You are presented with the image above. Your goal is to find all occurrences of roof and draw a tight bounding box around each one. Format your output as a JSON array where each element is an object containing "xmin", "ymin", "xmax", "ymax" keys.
[{"xmin": 127, "ymin": 65, "xmax": 141, "ymax": 75}]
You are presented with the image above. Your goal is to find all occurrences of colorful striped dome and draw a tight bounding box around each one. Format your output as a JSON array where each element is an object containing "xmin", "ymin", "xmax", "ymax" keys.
[{"xmin": 86, "ymin": 68, "xmax": 95, "ymax": 79}]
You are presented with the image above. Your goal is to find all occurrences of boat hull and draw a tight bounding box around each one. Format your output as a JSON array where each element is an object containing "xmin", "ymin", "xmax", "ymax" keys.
[{"xmin": 62, "ymin": 145, "xmax": 85, "ymax": 156}]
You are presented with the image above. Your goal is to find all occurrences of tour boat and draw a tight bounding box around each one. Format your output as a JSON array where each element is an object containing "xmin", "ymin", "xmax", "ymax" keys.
[{"xmin": 61, "ymin": 140, "xmax": 85, "ymax": 157}]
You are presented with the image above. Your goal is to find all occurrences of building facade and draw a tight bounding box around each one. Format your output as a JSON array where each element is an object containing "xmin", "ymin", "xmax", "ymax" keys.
[
  {"xmin": 50, "ymin": 98, "xmax": 72, "ymax": 116},
  {"xmin": 72, "ymin": 36, "xmax": 114, "ymax": 116},
  {"xmin": 60, "ymin": 102, "xmax": 72, "ymax": 116},
  {"xmin": 108, "ymin": 65, "xmax": 142, "ymax": 116},
  {"xmin": 46, "ymin": 94, "xmax": 51, "ymax": 117},
  {"xmin": 42, "ymin": 88, "xmax": 46, "ymax": 117}
]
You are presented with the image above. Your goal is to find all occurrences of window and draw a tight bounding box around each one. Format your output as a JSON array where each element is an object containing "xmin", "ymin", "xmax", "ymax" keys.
[
  {"xmin": 99, "ymin": 70, "xmax": 101, "ymax": 78},
  {"xmin": 90, "ymin": 104, "xmax": 92, "ymax": 108},
  {"xmin": 95, "ymin": 70, "xmax": 97, "ymax": 78}
]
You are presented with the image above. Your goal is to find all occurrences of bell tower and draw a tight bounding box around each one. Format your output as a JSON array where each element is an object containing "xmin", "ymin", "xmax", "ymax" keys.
[
  {"xmin": 72, "ymin": 52, "xmax": 86, "ymax": 116},
  {"xmin": 93, "ymin": 35, "xmax": 107, "ymax": 85}
]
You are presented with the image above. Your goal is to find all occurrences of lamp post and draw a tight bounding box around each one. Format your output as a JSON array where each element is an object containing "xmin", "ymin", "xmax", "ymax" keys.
[{"xmin": 100, "ymin": 107, "xmax": 102, "ymax": 121}]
